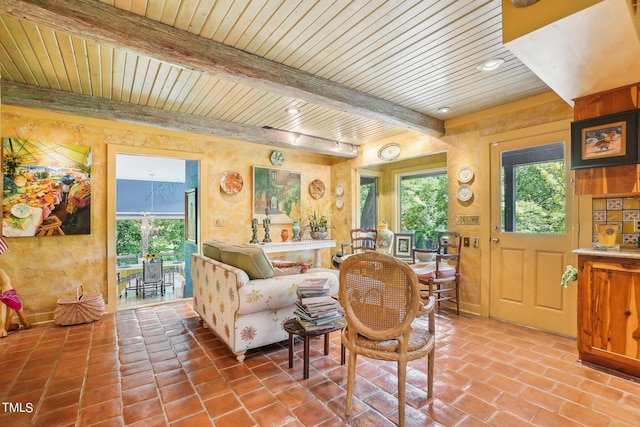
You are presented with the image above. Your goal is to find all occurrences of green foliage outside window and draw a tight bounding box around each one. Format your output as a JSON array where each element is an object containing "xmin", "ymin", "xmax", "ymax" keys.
[
  {"xmin": 400, "ymin": 174, "xmax": 448, "ymax": 248},
  {"xmin": 116, "ymin": 219, "xmax": 185, "ymax": 265},
  {"xmin": 509, "ymin": 161, "xmax": 566, "ymax": 233}
]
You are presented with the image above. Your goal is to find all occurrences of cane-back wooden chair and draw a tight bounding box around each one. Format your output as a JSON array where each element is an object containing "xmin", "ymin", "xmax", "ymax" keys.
[{"xmin": 339, "ymin": 253, "xmax": 435, "ymax": 427}]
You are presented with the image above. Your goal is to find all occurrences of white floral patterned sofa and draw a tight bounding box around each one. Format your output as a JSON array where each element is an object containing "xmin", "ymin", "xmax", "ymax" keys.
[{"xmin": 191, "ymin": 240, "xmax": 339, "ymax": 362}]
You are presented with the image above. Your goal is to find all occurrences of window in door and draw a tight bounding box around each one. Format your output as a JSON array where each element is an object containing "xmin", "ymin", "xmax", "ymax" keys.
[
  {"xmin": 500, "ymin": 142, "xmax": 566, "ymax": 234},
  {"xmin": 399, "ymin": 171, "xmax": 448, "ymax": 248}
]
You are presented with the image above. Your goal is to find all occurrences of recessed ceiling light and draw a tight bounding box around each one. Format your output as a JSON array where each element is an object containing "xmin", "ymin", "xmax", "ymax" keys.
[
  {"xmin": 437, "ymin": 107, "xmax": 451, "ymax": 114},
  {"xmin": 285, "ymin": 107, "xmax": 300, "ymax": 114},
  {"xmin": 476, "ymin": 58, "xmax": 504, "ymax": 71}
]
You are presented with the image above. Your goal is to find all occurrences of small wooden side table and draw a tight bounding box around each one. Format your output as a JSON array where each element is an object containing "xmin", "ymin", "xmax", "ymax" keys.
[{"xmin": 284, "ymin": 318, "xmax": 346, "ymax": 379}]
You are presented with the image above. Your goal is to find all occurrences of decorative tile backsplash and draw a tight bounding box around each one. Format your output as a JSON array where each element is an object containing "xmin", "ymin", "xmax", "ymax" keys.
[{"xmin": 592, "ymin": 197, "xmax": 640, "ymax": 245}]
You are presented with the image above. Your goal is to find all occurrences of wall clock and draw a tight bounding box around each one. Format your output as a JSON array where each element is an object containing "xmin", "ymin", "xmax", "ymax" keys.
[
  {"xmin": 270, "ymin": 150, "xmax": 284, "ymax": 166},
  {"xmin": 377, "ymin": 143, "xmax": 401, "ymax": 161}
]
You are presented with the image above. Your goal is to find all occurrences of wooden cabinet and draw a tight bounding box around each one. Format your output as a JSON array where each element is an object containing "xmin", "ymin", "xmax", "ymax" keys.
[
  {"xmin": 574, "ymin": 164, "xmax": 640, "ymax": 195},
  {"xmin": 572, "ymin": 84, "xmax": 640, "ymax": 196},
  {"xmin": 577, "ymin": 255, "xmax": 640, "ymax": 377}
]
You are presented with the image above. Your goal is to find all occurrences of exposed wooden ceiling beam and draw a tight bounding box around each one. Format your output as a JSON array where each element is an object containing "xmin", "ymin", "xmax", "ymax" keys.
[
  {"xmin": 1, "ymin": 81, "xmax": 358, "ymax": 158},
  {"xmin": 0, "ymin": 0, "xmax": 444, "ymax": 137}
]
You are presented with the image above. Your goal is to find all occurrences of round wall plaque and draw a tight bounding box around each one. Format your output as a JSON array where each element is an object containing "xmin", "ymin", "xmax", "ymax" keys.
[
  {"xmin": 270, "ymin": 150, "xmax": 284, "ymax": 166},
  {"xmin": 220, "ymin": 171, "xmax": 243, "ymax": 195},
  {"xmin": 457, "ymin": 166, "xmax": 474, "ymax": 183},
  {"xmin": 309, "ymin": 179, "xmax": 326, "ymax": 199},
  {"xmin": 457, "ymin": 184, "xmax": 473, "ymax": 202}
]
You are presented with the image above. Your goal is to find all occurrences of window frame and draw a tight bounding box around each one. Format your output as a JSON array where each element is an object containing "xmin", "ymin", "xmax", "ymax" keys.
[{"xmin": 395, "ymin": 166, "xmax": 448, "ymax": 236}]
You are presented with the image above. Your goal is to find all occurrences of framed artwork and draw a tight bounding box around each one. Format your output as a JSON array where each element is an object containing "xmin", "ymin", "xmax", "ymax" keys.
[
  {"xmin": 185, "ymin": 188, "xmax": 197, "ymax": 244},
  {"xmin": 2, "ymin": 137, "xmax": 92, "ymax": 237},
  {"xmin": 394, "ymin": 232, "xmax": 414, "ymax": 260},
  {"xmin": 253, "ymin": 166, "xmax": 301, "ymax": 224},
  {"xmin": 570, "ymin": 110, "xmax": 639, "ymax": 169}
]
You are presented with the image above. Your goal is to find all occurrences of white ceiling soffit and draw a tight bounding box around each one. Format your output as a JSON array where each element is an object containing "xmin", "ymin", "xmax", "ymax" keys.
[
  {"xmin": 505, "ymin": 0, "xmax": 640, "ymax": 105},
  {"xmin": 116, "ymin": 154, "xmax": 185, "ymax": 182}
]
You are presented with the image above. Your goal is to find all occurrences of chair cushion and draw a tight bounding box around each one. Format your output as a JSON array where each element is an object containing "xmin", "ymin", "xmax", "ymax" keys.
[
  {"xmin": 410, "ymin": 261, "xmax": 455, "ymax": 281},
  {"xmin": 220, "ymin": 246, "xmax": 275, "ymax": 279},
  {"xmin": 354, "ymin": 327, "xmax": 431, "ymax": 352}
]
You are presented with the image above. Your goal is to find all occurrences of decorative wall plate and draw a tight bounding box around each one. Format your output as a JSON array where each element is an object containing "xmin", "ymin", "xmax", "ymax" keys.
[
  {"xmin": 335, "ymin": 184, "xmax": 344, "ymax": 196},
  {"xmin": 270, "ymin": 150, "xmax": 284, "ymax": 166},
  {"xmin": 457, "ymin": 184, "xmax": 473, "ymax": 202},
  {"xmin": 309, "ymin": 179, "xmax": 326, "ymax": 199},
  {"xmin": 335, "ymin": 197, "xmax": 344, "ymax": 209},
  {"xmin": 220, "ymin": 171, "xmax": 243, "ymax": 194},
  {"xmin": 457, "ymin": 165, "xmax": 474, "ymax": 183}
]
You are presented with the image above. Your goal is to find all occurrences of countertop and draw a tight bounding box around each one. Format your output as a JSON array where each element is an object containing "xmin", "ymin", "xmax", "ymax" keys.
[{"xmin": 573, "ymin": 246, "xmax": 640, "ymax": 259}]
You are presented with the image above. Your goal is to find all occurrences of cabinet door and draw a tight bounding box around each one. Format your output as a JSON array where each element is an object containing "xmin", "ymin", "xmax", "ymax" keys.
[{"xmin": 583, "ymin": 260, "xmax": 640, "ymax": 359}]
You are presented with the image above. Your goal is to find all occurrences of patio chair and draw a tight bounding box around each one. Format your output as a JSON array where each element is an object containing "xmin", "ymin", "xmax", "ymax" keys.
[{"xmin": 140, "ymin": 258, "xmax": 164, "ymax": 298}]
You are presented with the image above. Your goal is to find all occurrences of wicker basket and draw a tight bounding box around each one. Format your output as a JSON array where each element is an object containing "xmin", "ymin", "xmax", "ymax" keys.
[{"xmin": 54, "ymin": 285, "xmax": 105, "ymax": 326}]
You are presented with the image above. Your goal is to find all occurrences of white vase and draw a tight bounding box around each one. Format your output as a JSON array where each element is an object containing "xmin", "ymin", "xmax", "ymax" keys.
[{"xmin": 376, "ymin": 222, "xmax": 394, "ymax": 255}]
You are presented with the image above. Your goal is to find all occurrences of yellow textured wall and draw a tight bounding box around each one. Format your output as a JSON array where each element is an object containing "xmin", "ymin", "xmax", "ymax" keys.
[
  {"xmin": 1, "ymin": 91, "xmax": 573, "ymax": 322},
  {"xmin": 337, "ymin": 92, "xmax": 573, "ymax": 314},
  {"xmin": 1, "ymin": 106, "xmax": 340, "ymax": 322}
]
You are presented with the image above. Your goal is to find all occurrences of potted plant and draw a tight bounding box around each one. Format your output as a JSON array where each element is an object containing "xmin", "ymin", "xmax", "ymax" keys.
[
  {"xmin": 305, "ymin": 199, "xmax": 335, "ymax": 239},
  {"xmin": 307, "ymin": 209, "xmax": 335, "ymax": 239},
  {"xmin": 561, "ymin": 265, "xmax": 578, "ymax": 289}
]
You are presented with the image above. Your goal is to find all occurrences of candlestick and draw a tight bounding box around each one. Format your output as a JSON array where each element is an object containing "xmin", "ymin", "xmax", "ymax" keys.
[
  {"xmin": 262, "ymin": 217, "xmax": 272, "ymax": 243},
  {"xmin": 249, "ymin": 218, "xmax": 259, "ymax": 243}
]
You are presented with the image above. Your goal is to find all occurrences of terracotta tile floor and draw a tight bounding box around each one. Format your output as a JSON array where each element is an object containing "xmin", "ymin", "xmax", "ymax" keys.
[{"xmin": 1, "ymin": 301, "xmax": 639, "ymax": 426}]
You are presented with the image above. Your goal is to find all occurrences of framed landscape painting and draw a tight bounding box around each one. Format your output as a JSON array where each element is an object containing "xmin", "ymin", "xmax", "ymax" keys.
[{"xmin": 253, "ymin": 167, "xmax": 301, "ymax": 224}]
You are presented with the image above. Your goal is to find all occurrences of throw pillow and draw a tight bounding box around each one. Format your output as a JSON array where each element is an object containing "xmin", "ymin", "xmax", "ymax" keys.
[
  {"xmin": 220, "ymin": 246, "xmax": 275, "ymax": 279},
  {"xmin": 202, "ymin": 239, "xmax": 228, "ymax": 261},
  {"xmin": 271, "ymin": 260, "xmax": 309, "ymax": 276}
]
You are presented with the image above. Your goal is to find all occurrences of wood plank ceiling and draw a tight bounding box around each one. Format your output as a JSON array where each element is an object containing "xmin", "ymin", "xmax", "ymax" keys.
[{"xmin": 0, "ymin": 0, "xmax": 550, "ymax": 157}]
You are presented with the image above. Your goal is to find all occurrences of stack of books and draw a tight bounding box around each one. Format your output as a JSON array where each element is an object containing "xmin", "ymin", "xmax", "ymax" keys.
[{"xmin": 293, "ymin": 278, "xmax": 343, "ymax": 331}]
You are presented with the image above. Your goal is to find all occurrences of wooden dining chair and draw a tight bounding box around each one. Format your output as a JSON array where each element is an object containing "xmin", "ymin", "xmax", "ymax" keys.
[
  {"xmin": 339, "ymin": 253, "xmax": 435, "ymax": 427},
  {"xmin": 411, "ymin": 231, "xmax": 463, "ymax": 314},
  {"xmin": 340, "ymin": 228, "xmax": 378, "ymax": 255}
]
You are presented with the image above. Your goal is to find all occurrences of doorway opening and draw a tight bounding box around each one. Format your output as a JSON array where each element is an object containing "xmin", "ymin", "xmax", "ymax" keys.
[
  {"xmin": 115, "ymin": 154, "xmax": 188, "ymax": 310},
  {"xmin": 359, "ymin": 175, "xmax": 378, "ymax": 229}
]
